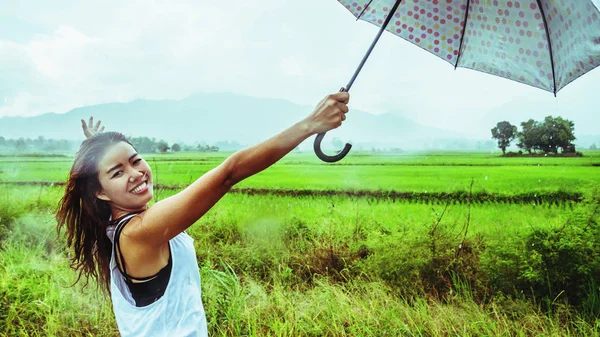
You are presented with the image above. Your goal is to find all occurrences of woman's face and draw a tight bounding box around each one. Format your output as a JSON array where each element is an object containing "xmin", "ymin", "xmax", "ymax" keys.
[{"xmin": 95, "ymin": 141, "xmax": 153, "ymax": 214}]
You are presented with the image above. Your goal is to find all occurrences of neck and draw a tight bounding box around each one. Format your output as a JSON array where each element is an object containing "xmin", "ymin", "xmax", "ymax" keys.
[{"xmin": 111, "ymin": 205, "xmax": 148, "ymax": 220}]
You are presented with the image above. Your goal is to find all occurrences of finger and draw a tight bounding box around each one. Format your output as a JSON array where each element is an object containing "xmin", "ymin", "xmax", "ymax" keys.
[
  {"xmin": 331, "ymin": 91, "xmax": 350, "ymax": 103},
  {"xmin": 336, "ymin": 102, "xmax": 349, "ymax": 113},
  {"xmin": 88, "ymin": 116, "xmax": 94, "ymax": 129},
  {"xmin": 94, "ymin": 120, "xmax": 102, "ymax": 131},
  {"xmin": 99, "ymin": 126, "xmax": 105, "ymax": 133},
  {"xmin": 81, "ymin": 121, "xmax": 92, "ymax": 138},
  {"xmin": 341, "ymin": 114, "xmax": 347, "ymax": 121},
  {"xmin": 81, "ymin": 119, "xmax": 91, "ymax": 137}
]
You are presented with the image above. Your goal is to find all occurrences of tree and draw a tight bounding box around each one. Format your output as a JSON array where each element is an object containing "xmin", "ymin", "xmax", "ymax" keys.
[
  {"xmin": 517, "ymin": 119, "xmax": 540, "ymax": 154},
  {"xmin": 197, "ymin": 144, "xmax": 219, "ymax": 152},
  {"xmin": 491, "ymin": 121, "xmax": 517, "ymax": 154},
  {"xmin": 15, "ymin": 138, "xmax": 26, "ymax": 152},
  {"xmin": 130, "ymin": 136, "xmax": 157, "ymax": 153},
  {"xmin": 590, "ymin": 143, "xmax": 598, "ymax": 150},
  {"xmin": 34, "ymin": 136, "xmax": 45, "ymax": 150},
  {"xmin": 157, "ymin": 140, "xmax": 170, "ymax": 153},
  {"xmin": 517, "ymin": 116, "xmax": 576, "ymax": 154},
  {"xmin": 539, "ymin": 116, "xmax": 575, "ymax": 154},
  {"xmin": 171, "ymin": 143, "xmax": 181, "ymax": 152}
]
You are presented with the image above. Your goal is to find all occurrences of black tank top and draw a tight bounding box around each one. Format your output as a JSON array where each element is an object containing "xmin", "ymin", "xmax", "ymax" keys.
[{"xmin": 113, "ymin": 213, "xmax": 172, "ymax": 307}]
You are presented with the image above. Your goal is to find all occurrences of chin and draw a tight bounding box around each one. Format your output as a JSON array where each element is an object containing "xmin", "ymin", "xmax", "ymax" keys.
[
  {"xmin": 142, "ymin": 190, "xmax": 153, "ymax": 200},
  {"xmin": 147, "ymin": 185, "xmax": 154, "ymax": 198}
]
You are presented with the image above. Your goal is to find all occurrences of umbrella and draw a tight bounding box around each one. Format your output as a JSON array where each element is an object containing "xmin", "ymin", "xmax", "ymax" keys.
[{"xmin": 314, "ymin": 0, "xmax": 600, "ymax": 162}]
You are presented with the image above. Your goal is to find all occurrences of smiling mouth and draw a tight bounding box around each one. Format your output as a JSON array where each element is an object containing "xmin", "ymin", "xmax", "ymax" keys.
[{"xmin": 129, "ymin": 181, "xmax": 148, "ymax": 194}]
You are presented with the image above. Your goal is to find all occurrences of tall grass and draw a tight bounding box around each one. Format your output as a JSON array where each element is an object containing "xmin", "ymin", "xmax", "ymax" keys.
[
  {"xmin": 2, "ymin": 215, "xmax": 598, "ymax": 337},
  {"xmin": 0, "ymin": 213, "xmax": 117, "ymax": 336}
]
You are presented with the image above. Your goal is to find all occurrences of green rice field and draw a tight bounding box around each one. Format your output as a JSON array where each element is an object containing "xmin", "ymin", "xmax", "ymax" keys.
[{"xmin": 1, "ymin": 150, "xmax": 599, "ymax": 336}]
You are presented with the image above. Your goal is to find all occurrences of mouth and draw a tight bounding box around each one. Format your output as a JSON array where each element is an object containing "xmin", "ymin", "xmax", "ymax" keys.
[{"xmin": 129, "ymin": 180, "xmax": 149, "ymax": 194}]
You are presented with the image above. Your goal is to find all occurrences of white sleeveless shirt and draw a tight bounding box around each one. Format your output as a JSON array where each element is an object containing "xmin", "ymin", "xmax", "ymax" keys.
[{"xmin": 107, "ymin": 213, "xmax": 208, "ymax": 337}]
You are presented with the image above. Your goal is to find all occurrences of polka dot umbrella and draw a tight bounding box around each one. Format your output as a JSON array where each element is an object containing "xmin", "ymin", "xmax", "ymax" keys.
[{"xmin": 314, "ymin": 0, "xmax": 600, "ymax": 162}]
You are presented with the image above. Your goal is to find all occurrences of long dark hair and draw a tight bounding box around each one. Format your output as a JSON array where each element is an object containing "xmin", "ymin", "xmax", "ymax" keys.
[{"xmin": 56, "ymin": 132, "xmax": 133, "ymax": 294}]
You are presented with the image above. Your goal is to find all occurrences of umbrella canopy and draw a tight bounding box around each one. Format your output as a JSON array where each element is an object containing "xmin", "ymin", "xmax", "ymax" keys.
[
  {"xmin": 314, "ymin": 0, "xmax": 600, "ymax": 163},
  {"xmin": 339, "ymin": 0, "xmax": 600, "ymax": 94}
]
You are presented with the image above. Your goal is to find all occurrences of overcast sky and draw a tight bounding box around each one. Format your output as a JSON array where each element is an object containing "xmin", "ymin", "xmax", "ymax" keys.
[{"xmin": 1, "ymin": 0, "xmax": 599, "ymax": 138}]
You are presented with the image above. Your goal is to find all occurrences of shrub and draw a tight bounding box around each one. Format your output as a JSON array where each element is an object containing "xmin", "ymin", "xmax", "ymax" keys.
[
  {"xmin": 483, "ymin": 192, "xmax": 600, "ymax": 313},
  {"xmin": 360, "ymin": 209, "xmax": 488, "ymax": 301}
]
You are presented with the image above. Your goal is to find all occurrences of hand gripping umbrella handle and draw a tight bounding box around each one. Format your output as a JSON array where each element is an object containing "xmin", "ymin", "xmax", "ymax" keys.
[{"xmin": 313, "ymin": 87, "xmax": 352, "ymax": 163}]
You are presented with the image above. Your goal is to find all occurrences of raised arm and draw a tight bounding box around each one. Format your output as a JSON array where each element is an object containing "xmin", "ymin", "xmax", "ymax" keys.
[{"xmin": 130, "ymin": 92, "xmax": 350, "ymax": 246}]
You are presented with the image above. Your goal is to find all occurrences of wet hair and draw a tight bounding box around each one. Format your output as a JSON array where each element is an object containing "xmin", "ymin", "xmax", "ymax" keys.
[{"xmin": 56, "ymin": 132, "xmax": 133, "ymax": 294}]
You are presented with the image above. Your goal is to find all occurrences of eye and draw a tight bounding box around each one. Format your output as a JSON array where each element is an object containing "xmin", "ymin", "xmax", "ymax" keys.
[
  {"xmin": 112, "ymin": 170, "xmax": 124, "ymax": 178},
  {"xmin": 133, "ymin": 158, "xmax": 142, "ymax": 165}
]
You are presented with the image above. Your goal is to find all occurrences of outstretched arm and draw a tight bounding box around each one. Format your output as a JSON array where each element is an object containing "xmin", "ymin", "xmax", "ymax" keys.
[
  {"xmin": 129, "ymin": 92, "xmax": 350, "ymax": 246},
  {"xmin": 226, "ymin": 92, "xmax": 349, "ymax": 185}
]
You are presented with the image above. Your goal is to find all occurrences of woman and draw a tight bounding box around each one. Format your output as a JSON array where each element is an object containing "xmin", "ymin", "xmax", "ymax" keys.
[{"xmin": 56, "ymin": 92, "xmax": 350, "ymax": 336}]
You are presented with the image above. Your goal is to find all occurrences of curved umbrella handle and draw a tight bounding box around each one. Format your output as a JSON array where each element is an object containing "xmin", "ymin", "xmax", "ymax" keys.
[
  {"xmin": 313, "ymin": 87, "xmax": 352, "ymax": 163},
  {"xmin": 313, "ymin": 133, "xmax": 352, "ymax": 163}
]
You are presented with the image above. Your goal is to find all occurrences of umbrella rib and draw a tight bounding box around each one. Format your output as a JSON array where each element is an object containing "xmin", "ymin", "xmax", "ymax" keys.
[
  {"xmin": 535, "ymin": 0, "xmax": 557, "ymax": 96},
  {"xmin": 454, "ymin": 0, "xmax": 472, "ymax": 69},
  {"xmin": 356, "ymin": 0, "xmax": 374, "ymax": 21}
]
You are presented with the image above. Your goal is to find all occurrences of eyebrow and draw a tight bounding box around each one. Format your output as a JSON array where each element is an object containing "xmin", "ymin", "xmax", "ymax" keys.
[{"xmin": 106, "ymin": 153, "xmax": 139, "ymax": 174}]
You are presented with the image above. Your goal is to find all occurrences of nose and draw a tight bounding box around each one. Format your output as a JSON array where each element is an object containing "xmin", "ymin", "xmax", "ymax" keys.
[{"xmin": 129, "ymin": 169, "xmax": 144, "ymax": 183}]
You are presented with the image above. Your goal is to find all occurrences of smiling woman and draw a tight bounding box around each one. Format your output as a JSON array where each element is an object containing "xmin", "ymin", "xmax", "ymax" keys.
[
  {"xmin": 95, "ymin": 142, "xmax": 154, "ymax": 214},
  {"xmin": 55, "ymin": 92, "xmax": 350, "ymax": 337}
]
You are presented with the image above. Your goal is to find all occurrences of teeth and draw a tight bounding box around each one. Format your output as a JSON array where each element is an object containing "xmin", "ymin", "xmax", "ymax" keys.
[{"xmin": 130, "ymin": 182, "xmax": 147, "ymax": 194}]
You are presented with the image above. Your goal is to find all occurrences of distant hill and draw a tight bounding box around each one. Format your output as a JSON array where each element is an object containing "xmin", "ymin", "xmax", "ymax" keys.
[{"xmin": 0, "ymin": 92, "xmax": 484, "ymax": 151}]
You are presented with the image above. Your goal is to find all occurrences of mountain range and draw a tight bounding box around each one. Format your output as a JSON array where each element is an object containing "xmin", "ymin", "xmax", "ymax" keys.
[{"xmin": 0, "ymin": 92, "xmax": 597, "ymax": 151}]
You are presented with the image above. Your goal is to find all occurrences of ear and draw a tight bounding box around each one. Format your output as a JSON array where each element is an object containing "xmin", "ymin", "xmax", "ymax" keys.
[{"xmin": 96, "ymin": 190, "xmax": 111, "ymax": 201}]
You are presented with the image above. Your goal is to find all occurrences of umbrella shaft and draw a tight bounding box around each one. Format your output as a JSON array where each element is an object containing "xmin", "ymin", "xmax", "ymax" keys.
[{"xmin": 345, "ymin": 0, "xmax": 403, "ymax": 91}]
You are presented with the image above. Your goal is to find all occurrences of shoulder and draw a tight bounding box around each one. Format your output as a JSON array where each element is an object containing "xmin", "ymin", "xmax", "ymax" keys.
[
  {"xmin": 118, "ymin": 211, "xmax": 151, "ymax": 241},
  {"xmin": 112, "ymin": 212, "xmax": 143, "ymax": 234}
]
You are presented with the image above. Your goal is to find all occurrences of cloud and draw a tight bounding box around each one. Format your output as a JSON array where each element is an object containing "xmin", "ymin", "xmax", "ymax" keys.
[
  {"xmin": 28, "ymin": 26, "xmax": 102, "ymax": 80},
  {"xmin": 280, "ymin": 56, "xmax": 304, "ymax": 76},
  {"xmin": 0, "ymin": 0, "xmax": 598, "ymax": 138},
  {"xmin": 0, "ymin": 25, "xmax": 117, "ymax": 116}
]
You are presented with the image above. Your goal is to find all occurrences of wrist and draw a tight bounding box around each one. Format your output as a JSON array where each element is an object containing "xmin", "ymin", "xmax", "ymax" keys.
[{"xmin": 298, "ymin": 118, "xmax": 316, "ymax": 137}]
